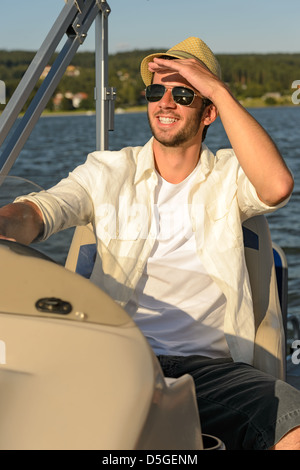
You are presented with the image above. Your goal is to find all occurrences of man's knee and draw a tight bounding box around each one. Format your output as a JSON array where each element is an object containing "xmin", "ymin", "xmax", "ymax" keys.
[{"xmin": 271, "ymin": 426, "xmax": 300, "ymax": 450}]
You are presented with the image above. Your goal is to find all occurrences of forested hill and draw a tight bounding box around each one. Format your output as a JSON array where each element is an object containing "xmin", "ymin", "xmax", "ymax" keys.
[{"xmin": 0, "ymin": 49, "xmax": 299, "ymax": 111}]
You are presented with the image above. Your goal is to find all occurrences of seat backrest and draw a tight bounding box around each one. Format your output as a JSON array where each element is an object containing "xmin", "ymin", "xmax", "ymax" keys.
[
  {"xmin": 242, "ymin": 216, "xmax": 286, "ymax": 379},
  {"xmin": 271, "ymin": 242, "xmax": 288, "ymax": 325},
  {"xmin": 65, "ymin": 223, "xmax": 96, "ymax": 277}
]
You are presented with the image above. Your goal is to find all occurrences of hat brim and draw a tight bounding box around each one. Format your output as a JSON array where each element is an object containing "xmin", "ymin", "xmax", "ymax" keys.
[{"xmin": 140, "ymin": 51, "xmax": 199, "ymax": 86}]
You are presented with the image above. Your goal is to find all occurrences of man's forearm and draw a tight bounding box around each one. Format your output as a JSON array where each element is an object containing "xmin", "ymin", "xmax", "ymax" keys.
[
  {"xmin": 212, "ymin": 84, "xmax": 294, "ymax": 206},
  {"xmin": 0, "ymin": 201, "xmax": 44, "ymax": 245}
]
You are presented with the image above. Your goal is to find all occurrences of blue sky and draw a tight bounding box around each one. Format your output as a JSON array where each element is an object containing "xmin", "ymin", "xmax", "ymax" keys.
[{"xmin": 0, "ymin": 0, "xmax": 299, "ymax": 54}]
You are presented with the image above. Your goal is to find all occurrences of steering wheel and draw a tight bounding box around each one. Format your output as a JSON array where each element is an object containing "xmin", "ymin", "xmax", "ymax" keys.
[{"xmin": 0, "ymin": 239, "xmax": 57, "ymax": 263}]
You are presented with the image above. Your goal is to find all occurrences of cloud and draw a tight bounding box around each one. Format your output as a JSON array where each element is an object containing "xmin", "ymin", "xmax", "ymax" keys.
[{"xmin": 111, "ymin": 42, "xmax": 132, "ymax": 53}]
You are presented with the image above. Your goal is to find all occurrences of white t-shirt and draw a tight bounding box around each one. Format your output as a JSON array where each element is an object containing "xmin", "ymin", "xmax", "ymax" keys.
[{"xmin": 128, "ymin": 164, "xmax": 230, "ymax": 358}]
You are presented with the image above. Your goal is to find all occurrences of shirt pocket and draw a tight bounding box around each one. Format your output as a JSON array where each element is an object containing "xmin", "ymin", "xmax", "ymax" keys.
[
  {"xmin": 108, "ymin": 236, "xmax": 145, "ymax": 260},
  {"xmin": 206, "ymin": 182, "xmax": 237, "ymax": 221},
  {"xmin": 205, "ymin": 185, "xmax": 242, "ymax": 250}
]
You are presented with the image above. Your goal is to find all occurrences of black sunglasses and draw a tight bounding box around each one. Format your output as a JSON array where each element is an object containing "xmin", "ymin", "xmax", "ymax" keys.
[{"xmin": 145, "ymin": 84, "xmax": 199, "ymax": 106}]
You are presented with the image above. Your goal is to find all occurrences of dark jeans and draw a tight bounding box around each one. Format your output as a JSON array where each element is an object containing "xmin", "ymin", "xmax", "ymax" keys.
[{"xmin": 157, "ymin": 355, "xmax": 300, "ymax": 450}]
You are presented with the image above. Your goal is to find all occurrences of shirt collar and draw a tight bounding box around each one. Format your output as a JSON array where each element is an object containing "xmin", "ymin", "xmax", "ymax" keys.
[
  {"xmin": 134, "ymin": 138, "xmax": 215, "ymax": 185},
  {"xmin": 134, "ymin": 137, "xmax": 156, "ymax": 185},
  {"xmin": 198, "ymin": 143, "xmax": 215, "ymax": 177}
]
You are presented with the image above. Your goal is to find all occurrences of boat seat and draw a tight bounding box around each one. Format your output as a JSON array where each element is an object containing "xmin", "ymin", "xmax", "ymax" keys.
[
  {"xmin": 272, "ymin": 242, "xmax": 288, "ymax": 325},
  {"xmin": 66, "ymin": 215, "xmax": 287, "ymax": 380},
  {"xmin": 243, "ymin": 216, "xmax": 286, "ymax": 379},
  {"xmin": 65, "ymin": 223, "xmax": 96, "ymax": 278}
]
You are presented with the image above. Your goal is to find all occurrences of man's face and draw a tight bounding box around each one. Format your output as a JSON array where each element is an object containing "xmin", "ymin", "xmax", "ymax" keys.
[{"xmin": 147, "ymin": 72, "xmax": 206, "ymax": 148}]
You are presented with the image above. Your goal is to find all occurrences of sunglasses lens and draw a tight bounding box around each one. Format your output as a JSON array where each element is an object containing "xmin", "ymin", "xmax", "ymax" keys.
[
  {"xmin": 145, "ymin": 84, "xmax": 165, "ymax": 102},
  {"xmin": 172, "ymin": 87, "xmax": 195, "ymax": 106},
  {"xmin": 145, "ymin": 85, "xmax": 196, "ymax": 106}
]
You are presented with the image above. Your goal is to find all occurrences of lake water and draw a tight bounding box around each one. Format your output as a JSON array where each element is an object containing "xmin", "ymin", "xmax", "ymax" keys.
[{"xmin": 3, "ymin": 106, "xmax": 300, "ymax": 318}]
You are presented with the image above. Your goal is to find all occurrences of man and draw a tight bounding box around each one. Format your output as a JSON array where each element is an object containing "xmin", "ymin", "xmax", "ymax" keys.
[{"xmin": 0, "ymin": 37, "xmax": 299, "ymax": 449}]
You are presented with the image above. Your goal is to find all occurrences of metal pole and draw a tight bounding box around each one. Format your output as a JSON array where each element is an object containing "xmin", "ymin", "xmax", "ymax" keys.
[
  {"xmin": 95, "ymin": 1, "xmax": 115, "ymax": 151},
  {"xmin": 0, "ymin": 36, "xmax": 86, "ymax": 177},
  {"xmin": 0, "ymin": 0, "xmax": 105, "ymax": 176},
  {"xmin": 0, "ymin": 0, "xmax": 79, "ymax": 149}
]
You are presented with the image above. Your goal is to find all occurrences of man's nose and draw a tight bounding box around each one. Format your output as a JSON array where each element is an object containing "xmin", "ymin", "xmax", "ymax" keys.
[{"xmin": 159, "ymin": 89, "xmax": 176, "ymax": 108}]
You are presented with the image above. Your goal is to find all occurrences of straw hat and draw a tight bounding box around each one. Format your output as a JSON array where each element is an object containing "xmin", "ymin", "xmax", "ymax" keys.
[{"xmin": 140, "ymin": 36, "xmax": 221, "ymax": 86}]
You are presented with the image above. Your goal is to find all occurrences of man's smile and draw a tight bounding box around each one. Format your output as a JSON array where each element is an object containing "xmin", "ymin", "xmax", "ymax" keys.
[{"xmin": 157, "ymin": 116, "xmax": 179, "ymax": 125}]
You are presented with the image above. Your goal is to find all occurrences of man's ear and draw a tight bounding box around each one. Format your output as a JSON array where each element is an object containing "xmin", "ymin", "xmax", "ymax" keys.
[{"xmin": 203, "ymin": 104, "xmax": 218, "ymax": 125}]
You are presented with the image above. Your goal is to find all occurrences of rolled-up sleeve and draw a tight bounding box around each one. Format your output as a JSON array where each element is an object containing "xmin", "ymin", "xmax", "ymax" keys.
[
  {"xmin": 237, "ymin": 166, "xmax": 290, "ymax": 221},
  {"xmin": 14, "ymin": 173, "xmax": 94, "ymax": 241}
]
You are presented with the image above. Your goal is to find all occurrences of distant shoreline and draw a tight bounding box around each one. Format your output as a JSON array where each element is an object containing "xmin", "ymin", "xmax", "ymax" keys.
[
  {"xmin": 39, "ymin": 99, "xmax": 297, "ymax": 118},
  {"xmin": 2, "ymin": 99, "xmax": 297, "ymax": 120}
]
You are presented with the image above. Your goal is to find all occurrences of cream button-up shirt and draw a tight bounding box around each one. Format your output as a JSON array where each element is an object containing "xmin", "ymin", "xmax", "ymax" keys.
[{"xmin": 17, "ymin": 138, "xmax": 288, "ymax": 366}]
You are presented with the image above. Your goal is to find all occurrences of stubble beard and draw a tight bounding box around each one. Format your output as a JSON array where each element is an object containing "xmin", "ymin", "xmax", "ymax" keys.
[{"xmin": 147, "ymin": 108, "xmax": 204, "ymax": 148}]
